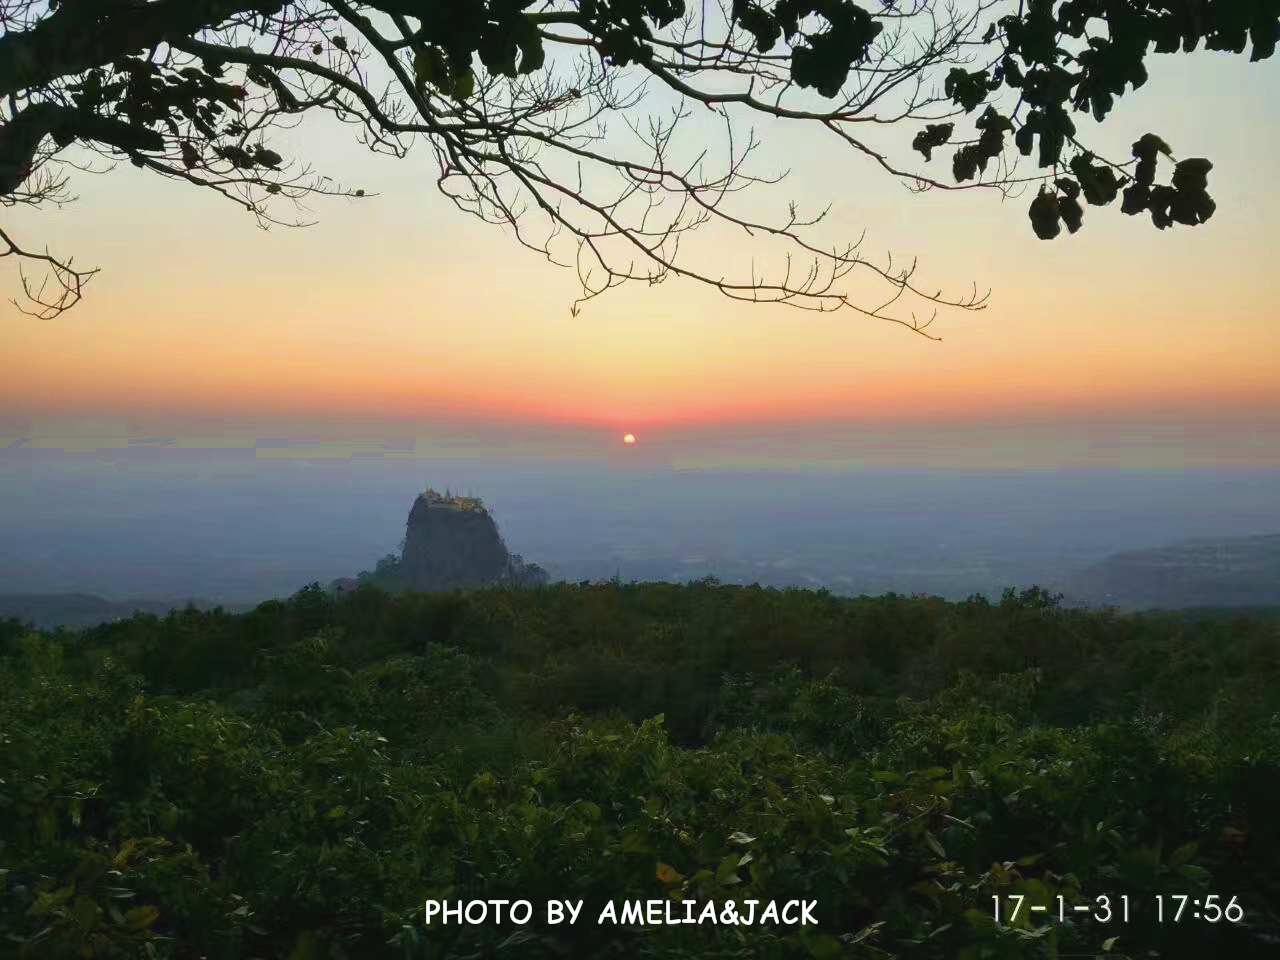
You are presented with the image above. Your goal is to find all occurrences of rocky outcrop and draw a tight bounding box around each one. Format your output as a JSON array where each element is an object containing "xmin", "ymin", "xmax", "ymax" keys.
[
  {"xmin": 334, "ymin": 488, "xmax": 547, "ymax": 595},
  {"xmin": 400, "ymin": 488, "xmax": 509, "ymax": 590}
]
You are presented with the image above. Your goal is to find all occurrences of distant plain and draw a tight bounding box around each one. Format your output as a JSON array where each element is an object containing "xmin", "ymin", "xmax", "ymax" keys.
[{"xmin": 3, "ymin": 456, "xmax": 1276, "ymax": 609}]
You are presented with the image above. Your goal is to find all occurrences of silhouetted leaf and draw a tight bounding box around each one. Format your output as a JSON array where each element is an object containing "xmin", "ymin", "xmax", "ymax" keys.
[
  {"xmin": 1029, "ymin": 188, "xmax": 1061, "ymax": 239},
  {"xmin": 912, "ymin": 123, "xmax": 954, "ymax": 161}
]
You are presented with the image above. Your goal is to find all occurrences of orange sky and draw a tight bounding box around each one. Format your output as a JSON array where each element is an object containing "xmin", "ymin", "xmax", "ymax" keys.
[{"xmin": 2, "ymin": 48, "xmax": 1277, "ymax": 468}]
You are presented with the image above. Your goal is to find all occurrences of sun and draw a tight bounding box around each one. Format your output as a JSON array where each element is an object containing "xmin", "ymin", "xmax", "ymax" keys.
[{"xmin": 623, "ymin": 433, "xmax": 636, "ymax": 445}]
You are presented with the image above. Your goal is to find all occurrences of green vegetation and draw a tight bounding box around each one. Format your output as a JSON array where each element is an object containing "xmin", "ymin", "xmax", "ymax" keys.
[{"xmin": 3, "ymin": 581, "xmax": 1279, "ymax": 959}]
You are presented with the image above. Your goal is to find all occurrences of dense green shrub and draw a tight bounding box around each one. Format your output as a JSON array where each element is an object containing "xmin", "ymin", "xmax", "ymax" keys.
[{"xmin": 3, "ymin": 583, "xmax": 1279, "ymax": 958}]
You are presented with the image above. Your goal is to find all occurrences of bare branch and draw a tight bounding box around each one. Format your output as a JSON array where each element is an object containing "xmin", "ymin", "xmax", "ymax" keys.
[
  {"xmin": 0, "ymin": 222, "xmax": 97, "ymax": 319},
  {"xmin": 0, "ymin": 0, "xmax": 1256, "ymax": 319}
]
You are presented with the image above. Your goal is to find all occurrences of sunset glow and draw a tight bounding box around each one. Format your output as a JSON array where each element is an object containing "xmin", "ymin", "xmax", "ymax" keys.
[{"xmin": 1, "ymin": 54, "xmax": 1276, "ymax": 469}]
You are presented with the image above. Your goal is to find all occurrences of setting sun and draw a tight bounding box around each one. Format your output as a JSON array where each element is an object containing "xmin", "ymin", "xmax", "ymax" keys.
[{"xmin": 623, "ymin": 433, "xmax": 636, "ymax": 445}]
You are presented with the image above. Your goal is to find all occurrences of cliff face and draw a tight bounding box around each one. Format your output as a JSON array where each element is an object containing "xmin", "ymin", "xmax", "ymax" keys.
[
  {"xmin": 335, "ymin": 488, "xmax": 547, "ymax": 594},
  {"xmin": 401, "ymin": 489, "xmax": 510, "ymax": 591}
]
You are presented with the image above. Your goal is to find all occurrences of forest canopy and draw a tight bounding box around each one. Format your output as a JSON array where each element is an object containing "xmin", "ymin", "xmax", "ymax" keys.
[{"xmin": 3, "ymin": 581, "xmax": 1280, "ymax": 958}]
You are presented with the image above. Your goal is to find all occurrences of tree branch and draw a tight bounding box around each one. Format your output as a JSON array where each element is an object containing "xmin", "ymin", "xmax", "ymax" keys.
[{"xmin": 0, "ymin": 0, "xmax": 280, "ymax": 101}]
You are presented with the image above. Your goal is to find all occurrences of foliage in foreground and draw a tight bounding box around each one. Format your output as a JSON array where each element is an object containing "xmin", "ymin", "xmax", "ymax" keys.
[
  {"xmin": 2, "ymin": 582, "xmax": 1279, "ymax": 959},
  {"xmin": 5, "ymin": 0, "xmax": 1276, "ymax": 321}
]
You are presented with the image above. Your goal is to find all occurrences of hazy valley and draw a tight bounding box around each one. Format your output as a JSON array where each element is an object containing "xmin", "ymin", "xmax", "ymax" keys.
[{"xmin": 3, "ymin": 463, "xmax": 1277, "ymax": 627}]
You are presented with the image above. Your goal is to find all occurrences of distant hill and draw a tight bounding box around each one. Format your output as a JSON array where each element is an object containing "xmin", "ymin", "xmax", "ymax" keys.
[
  {"xmin": 331, "ymin": 487, "xmax": 548, "ymax": 595},
  {"xmin": 0, "ymin": 593, "xmax": 256, "ymax": 631},
  {"xmin": 1059, "ymin": 533, "xmax": 1280, "ymax": 610}
]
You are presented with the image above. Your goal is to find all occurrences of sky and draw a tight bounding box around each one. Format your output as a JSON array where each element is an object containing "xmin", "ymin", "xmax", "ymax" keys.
[{"xmin": 2, "ymin": 22, "xmax": 1278, "ymax": 468}]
